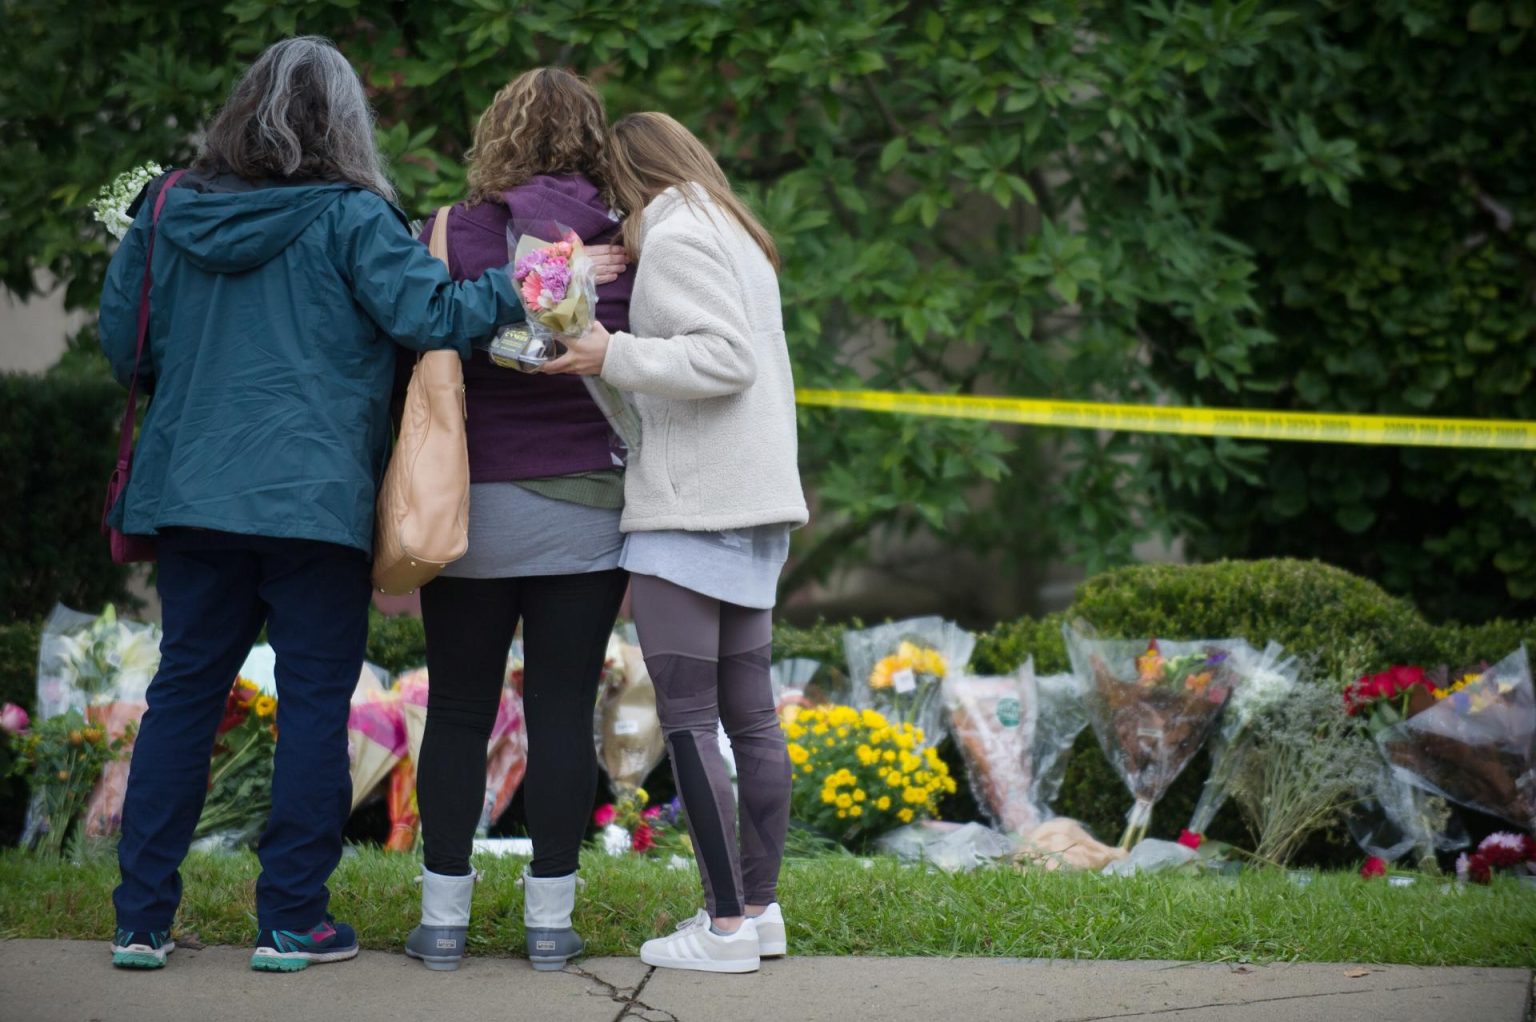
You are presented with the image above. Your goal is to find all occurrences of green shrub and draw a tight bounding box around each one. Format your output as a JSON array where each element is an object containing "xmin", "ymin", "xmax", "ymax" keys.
[
  {"xmin": 0, "ymin": 374, "xmax": 135, "ymax": 623},
  {"xmin": 1068, "ymin": 559, "xmax": 1435, "ymax": 682},
  {"xmin": 365, "ymin": 611, "xmax": 428, "ymax": 676}
]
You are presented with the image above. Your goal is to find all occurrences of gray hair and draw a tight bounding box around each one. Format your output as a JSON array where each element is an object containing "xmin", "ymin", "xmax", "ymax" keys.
[{"xmin": 197, "ymin": 36, "xmax": 396, "ymax": 201}]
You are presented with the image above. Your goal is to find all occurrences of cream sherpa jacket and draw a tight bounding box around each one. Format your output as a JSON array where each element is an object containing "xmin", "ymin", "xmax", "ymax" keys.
[{"xmin": 601, "ymin": 186, "xmax": 809, "ymax": 533}]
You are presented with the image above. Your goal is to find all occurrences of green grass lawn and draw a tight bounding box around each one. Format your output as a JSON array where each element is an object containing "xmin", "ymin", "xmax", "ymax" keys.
[{"xmin": 2, "ymin": 847, "xmax": 1533, "ymax": 966}]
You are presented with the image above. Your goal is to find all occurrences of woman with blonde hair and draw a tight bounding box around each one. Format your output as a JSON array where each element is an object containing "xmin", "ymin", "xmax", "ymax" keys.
[
  {"xmin": 401, "ymin": 66, "xmax": 632, "ymax": 974},
  {"xmin": 546, "ymin": 111, "xmax": 807, "ymax": 974}
]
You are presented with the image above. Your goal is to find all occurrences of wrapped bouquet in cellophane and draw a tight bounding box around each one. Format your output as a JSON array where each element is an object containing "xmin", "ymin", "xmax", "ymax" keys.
[
  {"xmin": 844, "ymin": 617, "xmax": 976, "ymax": 750},
  {"xmin": 1377, "ymin": 646, "xmax": 1536, "ymax": 834},
  {"xmin": 1180, "ymin": 641, "xmax": 1300, "ymax": 849},
  {"xmin": 491, "ymin": 221, "xmax": 641, "ymax": 455},
  {"xmin": 1064, "ymin": 621, "xmax": 1239, "ymax": 848}
]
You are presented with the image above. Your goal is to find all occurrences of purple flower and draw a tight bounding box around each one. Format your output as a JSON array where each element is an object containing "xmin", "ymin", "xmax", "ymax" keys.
[{"xmin": 538, "ymin": 258, "xmax": 571, "ymax": 302}]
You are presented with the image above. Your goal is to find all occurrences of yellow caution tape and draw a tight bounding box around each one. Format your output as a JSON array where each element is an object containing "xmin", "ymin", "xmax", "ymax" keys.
[{"xmin": 794, "ymin": 389, "xmax": 1536, "ymax": 451}]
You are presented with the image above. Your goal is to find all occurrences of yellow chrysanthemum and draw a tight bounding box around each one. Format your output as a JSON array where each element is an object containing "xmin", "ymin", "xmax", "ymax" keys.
[
  {"xmin": 253, "ymin": 695, "xmax": 277, "ymax": 718},
  {"xmin": 897, "ymin": 808, "xmax": 914, "ymax": 823},
  {"xmin": 876, "ymin": 796, "xmax": 891, "ymax": 811},
  {"xmin": 788, "ymin": 744, "xmax": 809, "ymax": 765}
]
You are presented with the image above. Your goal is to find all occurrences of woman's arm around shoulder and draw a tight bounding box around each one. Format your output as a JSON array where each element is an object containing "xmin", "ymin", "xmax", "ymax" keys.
[
  {"xmin": 599, "ymin": 222, "xmax": 759, "ymax": 400},
  {"xmin": 339, "ymin": 190, "xmax": 523, "ymax": 354}
]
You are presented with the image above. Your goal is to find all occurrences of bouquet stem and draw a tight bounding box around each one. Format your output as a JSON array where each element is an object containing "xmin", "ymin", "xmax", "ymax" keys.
[{"xmin": 1120, "ymin": 798, "xmax": 1155, "ymax": 849}]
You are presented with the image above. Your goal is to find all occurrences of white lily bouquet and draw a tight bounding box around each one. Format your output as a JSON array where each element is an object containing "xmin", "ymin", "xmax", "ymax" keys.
[{"xmin": 90, "ymin": 163, "xmax": 164, "ymax": 240}]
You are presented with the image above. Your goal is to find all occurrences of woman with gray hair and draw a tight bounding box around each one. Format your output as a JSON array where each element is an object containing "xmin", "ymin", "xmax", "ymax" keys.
[{"xmin": 96, "ymin": 36, "xmax": 586, "ymax": 974}]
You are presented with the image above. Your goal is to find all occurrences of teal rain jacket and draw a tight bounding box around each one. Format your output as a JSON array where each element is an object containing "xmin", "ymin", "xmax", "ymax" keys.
[{"xmin": 99, "ymin": 173, "xmax": 523, "ymax": 554}]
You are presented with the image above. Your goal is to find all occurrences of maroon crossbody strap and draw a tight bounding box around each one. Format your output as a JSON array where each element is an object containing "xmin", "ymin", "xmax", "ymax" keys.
[{"xmin": 115, "ymin": 168, "xmax": 188, "ymax": 467}]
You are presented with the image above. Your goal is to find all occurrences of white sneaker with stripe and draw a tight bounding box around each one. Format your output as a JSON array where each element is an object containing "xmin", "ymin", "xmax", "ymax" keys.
[
  {"xmin": 750, "ymin": 903, "xmax": 786, "ymax": 957},
  {"xmin": 639, "ymin": 911, "xmax": 760, "ymax": 974}
]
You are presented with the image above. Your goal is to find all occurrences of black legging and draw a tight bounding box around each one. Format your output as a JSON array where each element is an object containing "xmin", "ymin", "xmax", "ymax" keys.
[{"xmin": 416, "ymin": 569, "xmax": 628, "ymax": 877}]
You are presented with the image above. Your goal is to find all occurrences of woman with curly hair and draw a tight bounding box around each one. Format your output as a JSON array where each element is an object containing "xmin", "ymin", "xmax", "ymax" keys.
[{"xmin": 401, "ymin": 67, "xmax": 632, "ymax": 974}]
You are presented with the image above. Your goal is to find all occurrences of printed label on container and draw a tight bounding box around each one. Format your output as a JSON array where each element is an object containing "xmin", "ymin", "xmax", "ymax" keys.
[
  {"xmin": 613, "ymin": 719, "xmax": 641, "ymax": 735},
  {"xmin": 996, "ymin": 697, "xmax": 1021, "ymax": 727},
  {"xmin": 892, "ymin": 668, "xmax": 917, "ymax": 694}
]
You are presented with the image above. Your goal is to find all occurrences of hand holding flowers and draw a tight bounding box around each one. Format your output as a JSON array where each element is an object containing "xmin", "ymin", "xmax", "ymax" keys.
[{"xmin": 541, "ymin": 319, "xmax": 609, "ymax": 377}]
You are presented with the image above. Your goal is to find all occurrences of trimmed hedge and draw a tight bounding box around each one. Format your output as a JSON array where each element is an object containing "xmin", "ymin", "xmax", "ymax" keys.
[
  {"xmin": 0, "ymin": 373, "xmax": 134, "ymax": 623},
  {"xmin": 7, "ymin": 560, "xmax": 1533, "ymax": 856}
]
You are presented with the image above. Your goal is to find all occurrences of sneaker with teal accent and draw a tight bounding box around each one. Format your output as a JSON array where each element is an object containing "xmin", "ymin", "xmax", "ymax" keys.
[
  {"xmin": 111, "ymin": 928, "xmax": 175, "ymax": 969},
  {"xmin": 250, "ymin": 918, "xmax": 359, "ymax": 972}
]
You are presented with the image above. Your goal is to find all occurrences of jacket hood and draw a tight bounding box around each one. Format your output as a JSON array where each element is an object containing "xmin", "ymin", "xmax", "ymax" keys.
[
  {"xmin": 501, "ymin": 174, "xmax": 618, "ymax": 243},
  {"xmin": 155, "ymin": 183, "xmax": 358, "ymax": 273}
]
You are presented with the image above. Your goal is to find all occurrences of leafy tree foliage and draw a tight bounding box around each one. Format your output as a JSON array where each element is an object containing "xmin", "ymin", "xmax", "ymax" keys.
[{"xmin": 2, "ymin": 0, "xmax": 1532, "ymax": 617}]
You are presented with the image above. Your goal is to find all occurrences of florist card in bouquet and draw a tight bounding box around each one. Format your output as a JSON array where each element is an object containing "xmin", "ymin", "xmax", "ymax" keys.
[
  {"xmin": 844, "ymin": 617, "xmax": 976, "ymax": 751},
  {"xmin": 1064, "ymin": 621, "xmax": 1239, "ymax": 848}
]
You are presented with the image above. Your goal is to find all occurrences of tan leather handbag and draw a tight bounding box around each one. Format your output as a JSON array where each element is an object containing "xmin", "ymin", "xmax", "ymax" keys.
[{"xmin": 371, "ymin": 209, "xmax": 470, "ymax": 594}]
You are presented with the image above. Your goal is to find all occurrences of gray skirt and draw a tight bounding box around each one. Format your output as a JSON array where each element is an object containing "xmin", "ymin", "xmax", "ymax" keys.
[
  {"xmin": 619, "ymin": 525, "xmax": 791, "ymax": 609},
  {"xmin": 441, "ymin": 482, "xmax": 624, "ymax": 579}
]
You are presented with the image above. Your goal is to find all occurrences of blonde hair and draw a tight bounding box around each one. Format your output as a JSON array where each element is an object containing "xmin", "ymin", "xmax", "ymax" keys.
[
  {"xmin": 465, "ymin": 67, "xmax": 609, "ymax": 206},
  {"xmin": 608, "ymin": 112, "xmax": 779, "ymax": 269}
]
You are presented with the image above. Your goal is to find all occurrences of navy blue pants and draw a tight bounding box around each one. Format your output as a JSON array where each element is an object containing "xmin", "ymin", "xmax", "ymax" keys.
[{"xmin": 113, "ymin": 529, "xmax": 371, "ymax": 932}]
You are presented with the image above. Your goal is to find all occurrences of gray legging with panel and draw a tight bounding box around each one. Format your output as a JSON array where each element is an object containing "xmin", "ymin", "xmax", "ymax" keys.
[{"xmin": 629, "ymin": 573, "xmax": 792, "ymax": 918}]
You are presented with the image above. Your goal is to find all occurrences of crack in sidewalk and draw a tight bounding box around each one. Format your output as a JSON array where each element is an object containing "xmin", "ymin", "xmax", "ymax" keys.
[
  {"xmin": 563, "ymin": 961, "xmax": 677, "ymax": 1022},
  {"xmin": 1058, "ymin": 979, "xmax": 1528, "ymax": 1022}
]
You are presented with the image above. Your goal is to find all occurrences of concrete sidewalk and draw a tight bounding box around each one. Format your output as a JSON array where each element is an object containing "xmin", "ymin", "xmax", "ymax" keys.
[{"xmin": 0, "ymin": 941, "xmax": 1528, "ymax": 1022}]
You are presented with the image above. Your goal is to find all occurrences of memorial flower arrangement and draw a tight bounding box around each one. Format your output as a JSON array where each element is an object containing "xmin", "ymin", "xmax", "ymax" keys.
[
  {"xmin": 1181, "ymin": 642, "xmax": 1301, "ymax": 849},
  {"xmin": 193, "ymin": 677, "xmax": 277, "ymax": 846},
  {"xmin": 784, "ymin": 704, "xmax": 956, "ymax": 845},
  {"xmin": 592, "ymin": 787, "xmax": 689, "ymax": 859},
  {"xmin": 50, "ymin": 604, "xmax": 160, "ymax": 706},
  {"xmin": 1064, "ymin": 624, "xmax": 1238, "ymax": 849},
  {"xmin": 1455, "ymin": 831, "xmax": 1536, "ymax": 885},
  {"xmin": 845, "ymin": 618, "xmax": 976, "ymax": 749},
  {"xmin": 5, "ymin": 707, "xmax": 130, "ymax": 856},
  {"xmin": 1343, "ymin": 665, "xmax": 1436, "ymax": 737},
  {"xmin": 1376, "ymin": 647, "xmax": 1536, "ymax": 834}
]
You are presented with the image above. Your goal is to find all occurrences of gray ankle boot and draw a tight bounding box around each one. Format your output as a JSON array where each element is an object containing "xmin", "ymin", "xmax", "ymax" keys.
[
  {"xmin": 404, "ymin": 867, "xmax": 476, "ymax": 971},
  {"xmin": 522, "ymin": 867, "xmax": 583, "ymax": 971}
]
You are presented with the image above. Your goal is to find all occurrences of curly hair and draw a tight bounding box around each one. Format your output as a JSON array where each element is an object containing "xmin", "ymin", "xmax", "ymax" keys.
[{"xmin": 465, "ymin": 67, "xmax": 610, "ymax": 206}]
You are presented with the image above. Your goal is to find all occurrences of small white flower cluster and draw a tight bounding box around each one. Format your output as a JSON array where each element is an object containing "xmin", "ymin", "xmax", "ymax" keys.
[
  {"xmin": 1227, "ymin": 644, "xmax": 1300, "ymax": 729},
  {"xmin": 90, "ymin": 162, "xmax": 164, "ymax": 240},
  {"xmin": 601, "ymin": 823, "xmax": 631, "ymax": 856}
]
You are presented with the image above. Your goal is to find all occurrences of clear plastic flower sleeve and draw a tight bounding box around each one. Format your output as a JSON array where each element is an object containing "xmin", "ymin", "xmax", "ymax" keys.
[
  {"xmin": 1063, "ymin": 621, "xmax": 1240, "ymax": 847},
  {"xmin": 1185, "ymin": 641, "xmax": 1300, "ymax": 840},
  {"xmin": 844, "ymin": 617, "xmax": 976, "ymax": 748},
  {"xmin": 944, "ymin": 666, "xmax": 1039, "ymax": 834},
  {"xmin": 1376, "ymin": 646, "xmax": 1536, "ymax": 832},
  {"xmin": 492, "ymin": 221, "xmax": 642, "ymax": 457}
]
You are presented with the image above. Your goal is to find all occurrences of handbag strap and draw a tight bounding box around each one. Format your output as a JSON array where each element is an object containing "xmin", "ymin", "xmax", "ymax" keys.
[
  {"xmin": 429, "ymin": 205, "xmax": 451, "ymax": 266},
  {"xmin": 116, "ymin": 168, "xmax": 188, "ymax": 467},
  {"xmin": 411, "ymin": 206, "xmax": 454, "ymax": 371}
]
